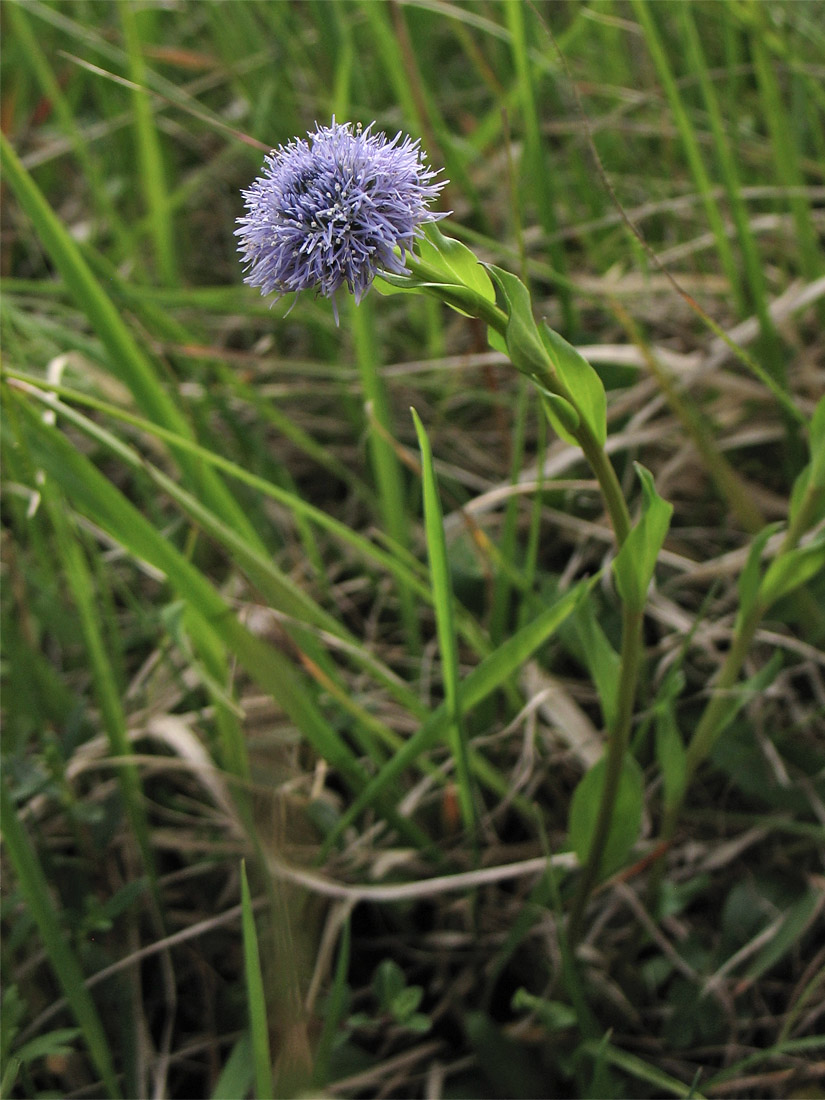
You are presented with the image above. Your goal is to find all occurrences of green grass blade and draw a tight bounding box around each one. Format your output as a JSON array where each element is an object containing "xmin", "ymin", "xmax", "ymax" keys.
[
  {"xmin": 0, "ymin": 132, "xmax": 264, "ymax": 553},
  {"xmin": 5, "ymin": 3, "xmax": 132, "ymax": 262},
  {"xmin": 42, "ymin": 488, "xmax": 160, "ymax": 894},
  {"xmin": 746, "ymin": 2, "xmax": 823, "ymax": 282},
  {"xmin": 240, "ymin": 860, "xmax": 274, "ymax": 1100},
  {"xmin": 12, "ymin": 380, "xmax": 457, "ymax": 806},
  {"xmin": 505, "ymin": 0, "xmax": 573, "ymax": 330},
  {"xmin": 119, "ymin": 2, "xmax": 179, "ymax": 285},
  {"xmin": 631, "ymin": 0, "xmax": 744, "ymax": 316},
  {"xmin": 0, "ymin": 783, "xmax": 123, "ymax": 1099},
  {"xmin": 312, "ymin": 916, "xmax": 351, "ymax": 1088},
  {"xmin": 678, "ymin": 3, "xmax": 775, "ymax": 344},
  {"xmin": 7, "ymin": 391, "xmax": 429, "ymax": 849},
  {"xmin": 322, "ymin": 578, "xmax": 591, "ymax": 853},
  {"xmin": 210, "ymin": 1033, "xmax": 254, "ymax": 1100},
  {"xmin": 4, "ymin": 370, "xmax": 491, "ymax": 670},
  {"xmin": 579, "ymin": 1037, "xmax": 707, "ymax": 1099},
  {"xmin": 351, "ymin": 296, "xmax": 421, "ymax": 651},
  {"xmin": 411, "ymin": 407, "xmax": 477, "ymax": 834}
]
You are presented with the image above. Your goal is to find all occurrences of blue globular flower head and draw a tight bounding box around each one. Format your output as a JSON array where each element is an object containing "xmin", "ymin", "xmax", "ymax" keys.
[{"xmin": 236, "ymin": 119, "xmax": 447, "ymax": 320}]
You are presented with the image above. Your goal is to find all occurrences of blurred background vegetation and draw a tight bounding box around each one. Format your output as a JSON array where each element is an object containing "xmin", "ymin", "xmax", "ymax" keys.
[{"xmin": 2, "ymin": 2, "xmax": 824, "ymax": 1097}]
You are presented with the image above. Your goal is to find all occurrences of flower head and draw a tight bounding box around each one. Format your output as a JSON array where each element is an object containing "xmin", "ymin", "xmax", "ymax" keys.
[{"xmin": 236, "ymin": 119, "xmax": 446, "ymax": 319}]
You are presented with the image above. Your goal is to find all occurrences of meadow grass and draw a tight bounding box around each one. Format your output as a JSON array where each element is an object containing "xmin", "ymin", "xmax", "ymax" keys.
[{"xmin": 2, "ymin": 2, "xmax": 824, "ymax": 1097}]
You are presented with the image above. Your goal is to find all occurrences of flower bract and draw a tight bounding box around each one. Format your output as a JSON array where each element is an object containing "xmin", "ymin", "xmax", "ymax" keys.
[{"xmin": 236, "ymin": 120, "xmax": 447, "ymax": 319}]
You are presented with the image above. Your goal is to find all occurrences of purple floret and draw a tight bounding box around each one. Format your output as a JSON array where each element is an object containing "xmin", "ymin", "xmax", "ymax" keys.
[{"xmin": 236, "ymin": 119, "xmax": 447, "ymax": 320}]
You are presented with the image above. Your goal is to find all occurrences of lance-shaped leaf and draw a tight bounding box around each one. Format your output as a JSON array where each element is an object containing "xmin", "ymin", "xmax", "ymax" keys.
[
  {"xmin": 540, "ymin": 323, "xmax": 607, "ymax": 447},
  {"xmin": 568, "ymin": 753, "xmax": 645, "ymax": 879},
  {"xmin": 416, "ymin": 222, "xmax": 497, "ymax": 305},
  {"xmin": 787, "ymin": 395, "xmax": 825, "ymax": 532},
  {"xmin": 487, "ymin": 265, "xmax": 553, "ymax": 381},
  {"xmin": 613, "ymin": 464, "xmax": 673, "ymax": 612},
  {"xmin": 376, "ymin": 226, "xmax": 498, "ymax": 322},
  {"xmin": 759, "ymin": 535, "xmax": 825, "ymax": 609},
  {"xmin": 809, "ymin": 394, "xmax": 825, "ymax": 488},
  {"xmin": 736, "ymin": 524, "xmax": 781, "ymax": 623},
  {"xmin": 538, "ymin": 387, "xmax": 581, "ymax": 447}
]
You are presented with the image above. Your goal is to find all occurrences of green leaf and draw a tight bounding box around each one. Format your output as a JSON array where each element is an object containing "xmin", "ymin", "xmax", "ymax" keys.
[
  {"xmin": 540, "ymin": 323, "xmax": 607, "ymax": 446},
  {"xmin": 743, "ymin": 887, "xmax": 821, "ymax": 983},
  {"xmin": 418, "ymin": 222, "xmax": 496, "ymax": 304},
  {"xmin": 321, "ymin": 578, "xmax": 593, "ymax": 851},
  {"xmin": 571, "ymin": 598, "xmax": 621, "ymax": 730},
  {"xmin": 412, "ymin": 406, "xmax": 476, "ymax": 833},
  {"xmin": 809, "ymin": 394, "xmax": 825, "ymax": 487},
  {"xmin": 211, "ymin": 1033, "xmax": 254, "ymax": 1100},
  {"xmin": 708, "ymin": 651, "xmax": 784, "ymax": 751},
  {"xmin": 737, "ymin": 525, "xmax": 780, "ymax": 621},
  {"xmin": 377, "ymin": 226, "xmax": 496, "ymax": 321},
  {"xmin": 512, "ymin": 988, "xmax": 577, "ymax": 1031},
  {"xmin": 0, "ymin": 784, "xmax": 122, "ymax": 1098},
  {"xmin": 538, "ymin": 389, "xmax": 580, "ymax": 446},
  {"xmin": 487, "ymin": 265, "xmax": 552, "ymax": 380},
  {"xmin": 568, "ymin": 753, "xmax": 644, "ymax": 878},
  {"xmin": 487, "ymin": 326, "xmax": 508, "ymax": 355},
  {"xmin": 613, "ymin": 464, "xmax": 674, "ymax": 612},
  {"xmin": 404, "ymin": 1013, "xmax": 433, "ymax": 1034},
  {"xmin": 372, "ymin": 275, "xmax": 408, "ymax": 297},
  {"xmin": 378, "ymin": 270, "xmax": 499, "ymax": 320},
  {"xmin": 9, "ymin": 1029, "xmax": 82, "ymax": 1069},
  {"xmin": 390, "ymin": 985, "xmax": 424, "ymax": 1023},
  {"xmin": 240, "ymin": 860, "xmax": 273, "ymax": 1100},
  {"xmin": 374, "ymin": 959, "xmax": 406, "ymax": 1010},
  {"xmin": 759, "ymin": 535, "xmax": 825, "ymax": 609}
]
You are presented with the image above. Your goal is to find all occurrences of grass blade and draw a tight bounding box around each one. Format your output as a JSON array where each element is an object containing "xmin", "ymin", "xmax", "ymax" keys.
[
  {"xmin": 0, "ymin": 783, "xmax": 123, "ymax": 1098},
  {"xmin": 240, "ymin": 860, "xmax": 273, "ymax": 1100},
  {"xmin": 411, "ymin": 406, "xmax": 477, "ymax": 834},
  {"xmin": 0, "ymin": 131, "xmax": 264, "ymax": 553},
  {"xmin": 631, "ymin": 0, "xmax": 743, "ymax": 315},
  {"xmin": 352, "ymin": 296, "xmax": 421, "ymax": 651},
  {"xmin": 120, "ymin": 2, "xmax": 179, "ymax": 285},
  {"xmin": 312, "ymin": 915, "xmax": 351, "ymax": 1088},
  {"xmin": 8, "ymin": 389, "xmax": 430, "ymax": 849},
  {"xmin": 322, "ymin": 578, "xmax": 591, "ymax": 853}
]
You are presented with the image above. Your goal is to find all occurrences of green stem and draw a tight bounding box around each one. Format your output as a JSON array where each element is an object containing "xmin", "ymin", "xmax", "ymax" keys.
[
  {"xmin": 575, "ymin": 422, "xmax": 632, "ymax": 546},
  {"xmin": 400, "ymin": 264, "xmax": 646, "ymax": 945},
  {"xmin": 566, "ymin": 422, "xmax": 645, "ymax": 946},
  {"xmin": 566, "ymin": 604, "xmax": 644, "ymax": 946},
  {"xmin": 351, "ymin": 297, "xmax": 422, "ymax": 653}
]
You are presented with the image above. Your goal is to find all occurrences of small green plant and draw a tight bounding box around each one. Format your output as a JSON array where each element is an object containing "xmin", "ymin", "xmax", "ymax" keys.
[{"xmin": 366, "ymin": 959, "xmax": 432, "ymax": 1035}]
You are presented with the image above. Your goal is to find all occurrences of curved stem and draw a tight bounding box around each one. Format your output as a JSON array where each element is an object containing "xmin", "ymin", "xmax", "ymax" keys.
[{"xmin": 575, "ymin": 421, "xmax": 632, "ymax": 547}]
